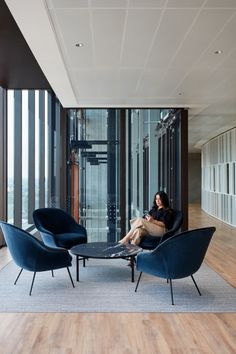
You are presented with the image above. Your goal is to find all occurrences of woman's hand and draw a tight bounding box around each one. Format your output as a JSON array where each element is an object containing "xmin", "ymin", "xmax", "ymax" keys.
[
  {"xmin": 145, "ymin": 214, "xmax": 153, "ymax": 222},
  {"xmin": 145, "ymin": 214, "xmax": 165, "ymax": 227}
]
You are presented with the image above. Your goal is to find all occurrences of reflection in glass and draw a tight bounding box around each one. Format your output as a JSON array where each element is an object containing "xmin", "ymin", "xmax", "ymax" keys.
[
  {"xmin": 7, "ymin": 90, "xmax": 14, "ymax": 224},
  {"xmin": 35, "ymin": 91, "xmax": 40, "ymax": 209},
  {"xmin": 22, "ymin": 90, "xmax": 29, "ymax": 228}
]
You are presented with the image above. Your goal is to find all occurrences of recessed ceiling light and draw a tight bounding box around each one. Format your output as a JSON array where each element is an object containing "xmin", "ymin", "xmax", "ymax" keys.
[
  {"xmin": 75, "ymin": 43, "xmax": 84, "ymax": 47},
  {"xmin": 214, "ymin": 50, "xmax": 223, "ymax": 54}
]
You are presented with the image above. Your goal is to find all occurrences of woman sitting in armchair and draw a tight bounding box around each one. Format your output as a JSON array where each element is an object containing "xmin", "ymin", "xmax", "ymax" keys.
[{"xmin": 119, "ymin": 191, "xmax": 174, "ymax": 246}]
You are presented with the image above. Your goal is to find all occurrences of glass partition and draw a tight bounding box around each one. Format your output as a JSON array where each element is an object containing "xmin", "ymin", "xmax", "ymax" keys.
[
  {"xmin": 67, "ymin": 108, "xmax": 188, "ymax": 239},
  {"xmin": 68, "ymin": 109, "xmax": 120, "ymax": 242},
  {"xmin": 7, "ymin": 89, "xmax": 62, "ymax": 229}
]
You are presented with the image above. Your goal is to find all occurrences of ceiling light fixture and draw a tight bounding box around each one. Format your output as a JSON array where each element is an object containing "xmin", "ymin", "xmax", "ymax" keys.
[
  {"xmin": 75, "ymin": 43, "xmax": 84, "ymax": 47},
  {"xmin": 214, "ymin": 50, "xmax": 223, "ymax": 54}
]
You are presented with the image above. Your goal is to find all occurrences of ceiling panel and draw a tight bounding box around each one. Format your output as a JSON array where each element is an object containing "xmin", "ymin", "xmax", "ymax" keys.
[
  {"xmin": 136, "ymin": 69, "xmax": 167, "ymax": 97},
  {"xmin": 195, "ymin": 14, "xmax": 236, "ymax": 69},
  {"xmin": 51, "ymin": 9, "xmax": 93, "ymax": 68},
  {"xmin": 90, "ymin": 0, "xmax": 128, "ymax": 8},
  {"xmin": 220, "ymin": 50, "xmax": 236, "ymax": 69},
  {"xmin": 209, "ymin": 73, "xmax": 236, "ymax": 100},
  {"xmin": 93, "ymin": 70, "xmax": 120, "ymax": 97},
  {"xmin": 158, "ymin": 68, "xmax": 191, "ymax": 97},
  {"xmin": 147, "ymin": 9, "xmax": 198, "ymax": 68},
  {"xmin": 48, "ymin": 0, "xmax": 89, "ymax": 9},
  {"xmin": 73, "ymin": 69, "xmax": 96, "ymax": 98},
  {"xmin": 204, "ymin": 0, "xmax": 236, "ymax": 8},
  {"xmin": 118, "ymin": 69, "xmax": 141, "ymax": 96},
  {"xmin": 129, "ymin": 0, "xmax": 166, "ymax": 8},
  {"xmin": 121, "ymin": 9, "xmax": 162, "ymax": 67},
  {"xmin": 173, "ymin": 69, "xmax": 227, "ymax": 99},
  {"xmin": 167, "ymin": 0, "xmax": 205, "ymax": 8},
  {"xmin": 92, "ymin": 9, "xmax": 126, "ymax": 66},
  {"xmin": 173, "ymin": 10, "xmax": 234, "ymax": 68}
]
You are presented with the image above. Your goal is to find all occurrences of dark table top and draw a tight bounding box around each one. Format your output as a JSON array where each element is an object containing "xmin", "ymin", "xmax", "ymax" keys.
[{"xmin": 70, "ymin": 242, "xmax": 142, "ymax": 259}]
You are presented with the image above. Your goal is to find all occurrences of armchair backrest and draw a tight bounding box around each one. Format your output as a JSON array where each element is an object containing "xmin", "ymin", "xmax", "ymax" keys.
[
  {"xmin": 0, "ymin": 222, "xmax": 49, "ymax": 271},
  {"xmin": 33, "ymin": 208, "xmax": 79, "ymax": 234},
  {"xmin": 160, "ymin": 209, "xmax": 183, "ymax": 242},
  {"xmin": 152, "ymin": 227, "xmax": 216, "ymax": 279}
]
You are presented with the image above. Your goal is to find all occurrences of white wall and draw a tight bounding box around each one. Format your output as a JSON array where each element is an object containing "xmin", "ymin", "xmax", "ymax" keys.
[{"xmin": 202, "ymin": 127, "xmax": 236, "ymax": 227}]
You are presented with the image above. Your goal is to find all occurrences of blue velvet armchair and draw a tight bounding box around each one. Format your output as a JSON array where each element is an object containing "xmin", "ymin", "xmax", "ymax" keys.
[
  {"xmin": 135, "ymin": 227, "xmax": 216, "ymax": 305},
  {"xmin": 0, "ymin": 222, "xmax": 75, "ymax": 295},
  {"xmin": 33, "ymin": 208, "xmax": 87, "ymax": 249}
]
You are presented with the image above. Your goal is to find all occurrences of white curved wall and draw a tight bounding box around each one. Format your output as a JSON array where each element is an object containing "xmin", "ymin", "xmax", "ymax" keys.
[{"xmin": 202, "ymin": 127, "xmax": 236, "ymax": 227}]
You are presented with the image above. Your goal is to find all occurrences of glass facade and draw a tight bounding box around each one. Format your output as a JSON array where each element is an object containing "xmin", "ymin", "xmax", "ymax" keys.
[
  {"xmin": 7, "ymin": 90, "xmax": 14, "ymax": 224},
  {"xmin": 1, "ymin": 97, "xmax": 188, "ymax": 234},
  {"xmin": 6, "ymin": 89, "xmax": 62, "ymax": 229}
]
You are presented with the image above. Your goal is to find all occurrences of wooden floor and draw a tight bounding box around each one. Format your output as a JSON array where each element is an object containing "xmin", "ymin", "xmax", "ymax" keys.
[{"xmin": 0, "ymin": 205, "xmax": 235, "ymax": 354}]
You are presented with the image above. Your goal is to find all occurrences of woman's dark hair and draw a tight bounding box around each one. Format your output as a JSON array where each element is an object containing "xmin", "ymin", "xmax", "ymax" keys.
[{"xmin": 153, "ymin": 191, "xmax": 170, "ymax": 209}]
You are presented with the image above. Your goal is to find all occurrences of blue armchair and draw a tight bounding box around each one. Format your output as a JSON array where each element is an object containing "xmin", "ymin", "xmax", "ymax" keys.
[
  {"xmin": 135, "ymin": 227, "xmax": 216, "ymax": 305},
  {"xmin": 0, "ymin": 222, "xmax": 75, "ymax": 295},
  {"xmin": 139, "ymin": 209, "xmax": 183, "ymax": 250},
  {"xmin": 33, "ymin": 208, "xmax": 87, "ymax": 249}
]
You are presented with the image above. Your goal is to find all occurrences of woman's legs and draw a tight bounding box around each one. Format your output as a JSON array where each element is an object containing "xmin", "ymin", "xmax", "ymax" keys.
[
  {"xmin": 130, "ymin": 227, "xmax": 148, "ymax": 245},
  {"xmin": 119, "ymin": 217, "xmax": 165, "ymax": 244},
  {"xmin": 119, "ymin": 217, "xmax": 147, "ymax": 244}
]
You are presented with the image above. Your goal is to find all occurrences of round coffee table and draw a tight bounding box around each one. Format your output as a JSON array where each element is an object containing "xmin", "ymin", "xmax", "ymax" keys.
[{"xmin": 70, "ymin": 242, "xmax": 142, "ymax": 282}]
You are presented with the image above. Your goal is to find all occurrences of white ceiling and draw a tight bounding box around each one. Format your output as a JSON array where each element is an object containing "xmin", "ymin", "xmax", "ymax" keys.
[{"xmin": 5, "ymin": 0, "xmax": 236, "ymax": 151}]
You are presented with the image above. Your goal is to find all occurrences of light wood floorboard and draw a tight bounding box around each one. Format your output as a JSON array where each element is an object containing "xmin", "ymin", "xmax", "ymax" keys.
[
  {"xmin": 0, "ymin": 205, "xmax": 235, "ymax": 354},
  {"xmin": 189, "ymin": 204, "xmax": 236, "ymax": 287}
]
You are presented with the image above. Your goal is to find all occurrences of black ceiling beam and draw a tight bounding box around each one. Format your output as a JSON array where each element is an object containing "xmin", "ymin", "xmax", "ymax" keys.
[
  {"xmin": 0, "ymin": 1, "xmax": 51, "ymax": 89},
  {"xmin": 81, "ymin": 151, "xmax": 107, "ymax": 157},
  {"xmin": 71, "ymin": 140, "xmax": 119, "ymax": 149}
]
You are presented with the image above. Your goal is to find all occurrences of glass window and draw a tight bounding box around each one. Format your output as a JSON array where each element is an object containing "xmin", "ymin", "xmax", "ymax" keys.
[
  {"xmin": 7, "ymin": 90, "xmax": 14, "ymax": 224},
  {"xmin": 35, "ymin": 90, "xmax": 40, "ymax": 210},
  {"xmin": 68, "ymin": 109, "xmax": 121, "ymax": 242},
  {"xmin": 45, "ymin": 91, "xmax": 49, "ymax": 205},
  {"xmin": 7, "ymin": 89, "xmax": 62, "ymax": 229},
  {"xmin": 22, "ymin": 90, "xmax": 29, "ymax": 228}
]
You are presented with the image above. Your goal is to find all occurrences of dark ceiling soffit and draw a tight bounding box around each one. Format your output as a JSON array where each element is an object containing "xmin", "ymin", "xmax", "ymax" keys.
[{"xmin": 0, "ymin": 0, "xmax": 51, "ymax": 90}]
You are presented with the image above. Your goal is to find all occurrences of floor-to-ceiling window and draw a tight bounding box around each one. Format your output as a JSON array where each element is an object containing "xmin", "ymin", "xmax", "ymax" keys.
[
  {"xmin": 7, "ymin": 89, "xmax": 62, "ymax": 229},
  {"xmin": 7, "ymin": 90, "xmax": 14, "ymax": 225}
]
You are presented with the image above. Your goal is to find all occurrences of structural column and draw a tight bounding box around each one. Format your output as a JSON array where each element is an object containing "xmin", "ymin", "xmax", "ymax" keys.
[{"xmin": 0, "ymin": 87, "xmax": 7, "ymax": 245}]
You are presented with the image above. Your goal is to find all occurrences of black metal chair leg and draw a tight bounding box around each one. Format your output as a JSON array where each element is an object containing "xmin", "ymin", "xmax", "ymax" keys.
[
  {"xmin": 14, "ymin": 268, "xmax": 23, "ymax": 285},
  {"xmin": 135, "ymin": 272, "xmax": 142, "ymax": 292},
  {"xmin": 29, "ymin": 272, "xmax": 36, "ymax": 296},
  {"xmin": 51, "ymin": 270, "xmax": 54, "ymax": 277},
  {"xmin": 169, "ymin": 278, "xmax": 174, "ymax": 305},
  {"xmin": 191, "ymin": 274, "xmax": 201, "ymax": 296},
  {"xmin": 67, "ymin": 267, "xmax": 75, "ymax": 288}
]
